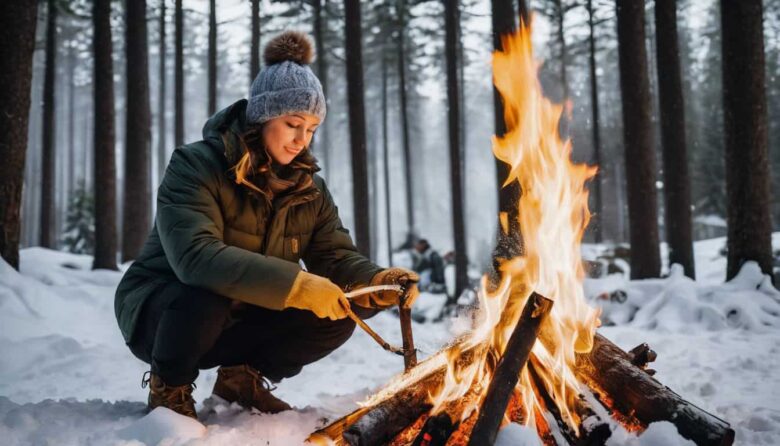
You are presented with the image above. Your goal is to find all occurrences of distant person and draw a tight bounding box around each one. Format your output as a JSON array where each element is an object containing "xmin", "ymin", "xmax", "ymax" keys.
[
  {"xmin": 113, "ymin": 32, "xmax": 418, "ymax": 420},
  {"xmin": 412, "ymin": 239, "xmax": 446, "ymax": 293}
]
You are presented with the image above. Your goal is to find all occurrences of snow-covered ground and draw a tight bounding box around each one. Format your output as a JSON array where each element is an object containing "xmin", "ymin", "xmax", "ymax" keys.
[{"xmin": 0, "ymin": 236, "xmax": 778, "ymax": 445}]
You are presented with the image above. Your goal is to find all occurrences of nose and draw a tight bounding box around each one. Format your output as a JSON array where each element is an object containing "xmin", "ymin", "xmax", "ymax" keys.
[{"xmin": 293, "ymin": 128, "xmax": 306, "ymax": 146}]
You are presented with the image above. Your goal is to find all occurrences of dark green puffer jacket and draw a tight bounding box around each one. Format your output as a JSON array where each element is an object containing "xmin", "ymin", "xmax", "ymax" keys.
[{"xmin": 115, "ymin": 99, "xmax": 381, "ymax": 343}]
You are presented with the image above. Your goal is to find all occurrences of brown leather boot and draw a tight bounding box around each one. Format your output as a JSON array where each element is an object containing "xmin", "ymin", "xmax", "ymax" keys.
[
  {"xmin": 142, "ymin": 372, "xmax": 197, "ymax": 419},
  {"xmin": 212, "ymin": 365, "xmax": 292, "ymax": 414}
]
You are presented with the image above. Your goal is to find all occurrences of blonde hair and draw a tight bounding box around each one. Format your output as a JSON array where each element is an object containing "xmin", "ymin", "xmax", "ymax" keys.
[{"xmin": 231, "ymin": 127, "xmax": 270, "ymax": 195}]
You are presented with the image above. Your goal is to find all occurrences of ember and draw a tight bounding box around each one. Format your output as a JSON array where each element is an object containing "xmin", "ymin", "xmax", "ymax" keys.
[{"xmin": 307, "ymin": 18, "xmax": 734, "ymax": 446}]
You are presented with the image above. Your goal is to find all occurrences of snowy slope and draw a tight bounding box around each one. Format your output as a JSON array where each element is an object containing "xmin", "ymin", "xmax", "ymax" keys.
[{"xmin": 1, "ymin": 237, "xmax": 779, "ymax": 445}]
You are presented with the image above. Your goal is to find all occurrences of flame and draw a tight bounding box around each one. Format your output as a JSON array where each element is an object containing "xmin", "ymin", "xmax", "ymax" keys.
[{"xmin": 426, "ymin": 18, "xmax": 601, "ymax": 435}]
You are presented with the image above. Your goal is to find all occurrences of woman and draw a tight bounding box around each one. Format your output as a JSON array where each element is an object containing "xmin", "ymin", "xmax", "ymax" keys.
[{"xmin": 114, "ymin": 31, "xmax": 417, "ymax": 419}]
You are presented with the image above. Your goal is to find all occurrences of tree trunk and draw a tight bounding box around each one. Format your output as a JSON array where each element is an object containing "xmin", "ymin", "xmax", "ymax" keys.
[
  {"xmin": 158, "ymin": 0, "xmax": 167, "ymax": 182},
  {"xmin": 586, "ymin": 0, "xmax": 603, "ymax": 244},
  {"xmin": 616, "ymin": 0, "xmax": 661, "ymax": 279},
  {"xmin": 553, "ymin": 0, "xmax": 569, "ymax": 101},
  {"xmin": 41, "ymin": 0, "xmax": 58, "ymax": 249},
  {"xmin": 93, "ymin": 0, "xmax": 118, "ymax": 270},
  {"xmin": 382, "ymin": 55, "xmax": 393, "ymax": 266},
  {"xmin": 721, "ymin": 0, "xmax": 773, "ymax": 280},
  {"xmin": 396, "ymin": 0, "xmax": 415, "ymax": 238},
  {"xmin": 123, "ymin": 0, "xmax": 152, "ymax": 262},
  {"xmin": 491, "ymin": 0, "xmax": 523, "ymax": 275},
  {"xmin": 344, "ymin": 0, "xmax": 371, "ymax": 258},
  {"xmin": 445, "ymin": 0, "xmax": 469, "ymax": 300},
  {"xmin": 208, "ymin": 0, "xmax": 217, "ymax": 116},
  {"xmin": 68, "ymin": 41, "xmax": 76, "ymax": 194},
  {"xmin": 250, "ymin": 0, "xmax": 260, "ymax": 85},
  {"xmin": 0, "ymin": 0, "xmax": 38, "ymax": 269},
  {"xmin": 312, "ymin": 0, "xmax": 330, "ymax": 176},
  {"xmin": 174, "ymin": 0, "xmax": 184, "ymax": 147},
  {"xmin": 655, "ymin": 0, "xmax": 695, "ymax": 278}
]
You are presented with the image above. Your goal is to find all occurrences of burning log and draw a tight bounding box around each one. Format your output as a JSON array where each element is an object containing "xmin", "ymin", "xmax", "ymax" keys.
[
  {"xmin": 527, "ymin": 356, "xmax": 611, "ymax": 446},
  {"xmin": 468, "ymin": 292, "xmax": 553, "ymax": 446},
  {"xmin": 314, "ymin": 293, "xmax": 551, "ymax": 446},
  {"xmin": 335, "ymin": 340, "xmax": 488, "ymax": 445},
  {"xmin": 574, "ymin": 334, "xmax": 735, "ymax": 446},
  {"xmin": 309, "ymin": 331, "xmax": 733, "ymax": 446}
]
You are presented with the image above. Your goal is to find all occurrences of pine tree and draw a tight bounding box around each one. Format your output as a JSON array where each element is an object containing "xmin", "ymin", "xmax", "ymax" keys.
[
  {"xmin": 490, "ymin": 0, "xmax": 523, "ymax": 276},
  {"xmin": 41, "ymin": 0, "xmax": 59, "ymax": 248},
  {"xmin": 62, "ymin": 183, "xmax": 95, "ymax": 255},
  {"xmin": 0, "ymin": 0, "xmax": 39, "ymax": 269},
  {"xmin": 616, "ymin": 0, "xmax": 661, "ymax": 279},
  {"xmin": 344, "ymin": 0, "xmax": 371, "ymax": 258},
  {"xmin": 721, "ymin": 0, "xmax": 773, "ymax": 280},
  {"xmin": 655, "ymin": 0, "xmax": 695, "ymax": 278},
  {"xmin": 123, "ymin": 0, "xmax": 152, "ymax": 261},
  {"xmin": 445, "ymin": 0, "xmax": 468, "ymax": 299},
  {"xmin": 92, "ymin": 0, "xmax": 118, "ymax": 270}
]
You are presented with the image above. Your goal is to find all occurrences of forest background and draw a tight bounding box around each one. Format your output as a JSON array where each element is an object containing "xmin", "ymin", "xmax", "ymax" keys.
[{"xmin": 2, "ymin": 0, "xmax": 779, "ymax": 298}]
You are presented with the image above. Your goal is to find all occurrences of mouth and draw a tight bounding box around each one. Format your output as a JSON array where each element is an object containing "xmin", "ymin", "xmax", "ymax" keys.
[{"xmin": 284, "ymin": 146, "xmax": 303, "ymax": 156}]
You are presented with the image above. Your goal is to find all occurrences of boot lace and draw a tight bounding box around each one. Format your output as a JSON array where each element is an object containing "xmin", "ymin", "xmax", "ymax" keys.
[
  {"xmin": 244, "ymin": 366, "xmax": 277, "ymax": 395},
  {"xmin": 142, "ymin": 371, "xmax": 197, "ymax": 411}
]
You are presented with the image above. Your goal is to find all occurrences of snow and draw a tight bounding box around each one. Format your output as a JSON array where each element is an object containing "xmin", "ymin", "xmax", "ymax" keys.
[{"xmin": 1, "ymin": 236, "xmax": 779, "ymax": 445}]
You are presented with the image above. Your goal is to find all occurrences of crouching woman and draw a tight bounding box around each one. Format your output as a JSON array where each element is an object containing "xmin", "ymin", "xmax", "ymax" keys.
[{"xmin": 114, "ymin": 31, "xmax": 417, "ymax": 419}]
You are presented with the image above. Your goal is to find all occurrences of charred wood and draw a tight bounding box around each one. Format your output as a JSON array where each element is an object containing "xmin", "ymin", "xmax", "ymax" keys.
[
  {"xmin": 412, "ymin": 412, "xmax": 458, "ymax": 446},
  {"xmin": 527, "ymin": 357, "xmax": 611, "ymax": 446},
  {"xmin": 628, "ymin": 342, "xmax": 657, "ymax": 375},
  {"xmin": 468, "ymin": 292, "xmax": 553, "ymax": 446}
]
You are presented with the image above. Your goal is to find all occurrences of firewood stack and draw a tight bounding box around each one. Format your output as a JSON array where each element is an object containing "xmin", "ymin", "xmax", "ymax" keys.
[{"xmin": 307, "ymin": 291, "xmax": 735, "ymax": 446}]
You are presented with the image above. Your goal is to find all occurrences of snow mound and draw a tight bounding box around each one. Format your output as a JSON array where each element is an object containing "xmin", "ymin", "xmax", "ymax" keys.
[
  {"xmin": 0, "ymin": 397, "xmax": 145, "ymax": 446},
  {"xmin": 117, "ymin": 407, "xmax": 206, "ymax": 445},
  {"xmin": 587, "ymin": 261, "xmax": 780, "ymax": 332},
  {"xmin": 606, "ymin": 421, "xmax": 696, "ymax": 446}
]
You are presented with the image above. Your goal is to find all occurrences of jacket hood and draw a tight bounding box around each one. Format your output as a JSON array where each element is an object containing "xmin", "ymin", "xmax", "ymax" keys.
[{"xmin": 202, "ymin": 99, "xmax": 249, "ymax": 166}]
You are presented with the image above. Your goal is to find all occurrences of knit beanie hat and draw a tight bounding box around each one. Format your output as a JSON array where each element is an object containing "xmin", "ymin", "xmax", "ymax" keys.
[{"xmin": 246, "ymin": 31, "xmax": 326, "ymax": 125}]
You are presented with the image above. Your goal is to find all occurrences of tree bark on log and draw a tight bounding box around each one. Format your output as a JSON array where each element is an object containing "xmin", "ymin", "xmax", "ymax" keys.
[{"xmin": 574, "ymin": 334, "xmax": 735, "ymax": 446}]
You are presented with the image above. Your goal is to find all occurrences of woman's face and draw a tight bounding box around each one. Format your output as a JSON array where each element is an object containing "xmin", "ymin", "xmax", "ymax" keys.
[{"xmin": 262, "ymin": 113, "xmax": 320, "ymax": 165}]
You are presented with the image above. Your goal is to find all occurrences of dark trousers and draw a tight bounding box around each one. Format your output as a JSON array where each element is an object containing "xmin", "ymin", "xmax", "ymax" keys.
[{"xmin": 128, "ymin": 281, "xmax": 371, "ymax": 386}]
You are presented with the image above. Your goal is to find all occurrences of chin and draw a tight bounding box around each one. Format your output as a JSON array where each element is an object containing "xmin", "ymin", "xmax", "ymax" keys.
[{"xmin": 278, "ymin": 156, "xmax": 295, "ymax": 165}]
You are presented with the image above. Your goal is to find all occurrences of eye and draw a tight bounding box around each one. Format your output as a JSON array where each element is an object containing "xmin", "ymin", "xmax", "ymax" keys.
[{"xmin": 286, "ymin": 122, "xmax": 298, "ymax": 129}]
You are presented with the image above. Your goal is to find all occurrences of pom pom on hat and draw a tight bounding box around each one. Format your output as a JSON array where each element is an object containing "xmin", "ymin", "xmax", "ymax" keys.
[{"xmin": 264, "ymin": 31, "xmax": 314, "ymax": 66}]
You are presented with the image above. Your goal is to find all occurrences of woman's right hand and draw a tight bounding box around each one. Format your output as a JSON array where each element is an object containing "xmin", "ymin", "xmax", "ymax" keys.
[{"xmin": 284, "ymin": 271, "xmax": 351, "ymax": 320}]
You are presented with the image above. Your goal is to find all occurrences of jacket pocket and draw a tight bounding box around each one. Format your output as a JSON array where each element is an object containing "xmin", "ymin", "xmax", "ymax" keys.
[{"xmin": 224, "ymin": 226, "xmax": 263, "ymax": 252}]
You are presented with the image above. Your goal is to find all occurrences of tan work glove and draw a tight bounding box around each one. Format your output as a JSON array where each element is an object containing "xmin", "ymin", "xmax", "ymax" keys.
[
  {"xmin": 351, "ymin": 267, "xmax": 420, "ymax": 309},
  {"xmin": 284, "ymin": 271, "xmax": 350, "ymax": 320}
]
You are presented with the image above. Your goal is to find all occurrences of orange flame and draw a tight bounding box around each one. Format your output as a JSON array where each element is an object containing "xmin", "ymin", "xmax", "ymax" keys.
[{"xmin": 427, "ymin": 18, "xmax": 601, "ymax": 434}]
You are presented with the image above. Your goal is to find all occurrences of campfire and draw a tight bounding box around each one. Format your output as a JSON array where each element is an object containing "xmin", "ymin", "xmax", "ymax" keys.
[{"xmin": 308, "ymin": 22, "xmax": 735, "ymax": 446}]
